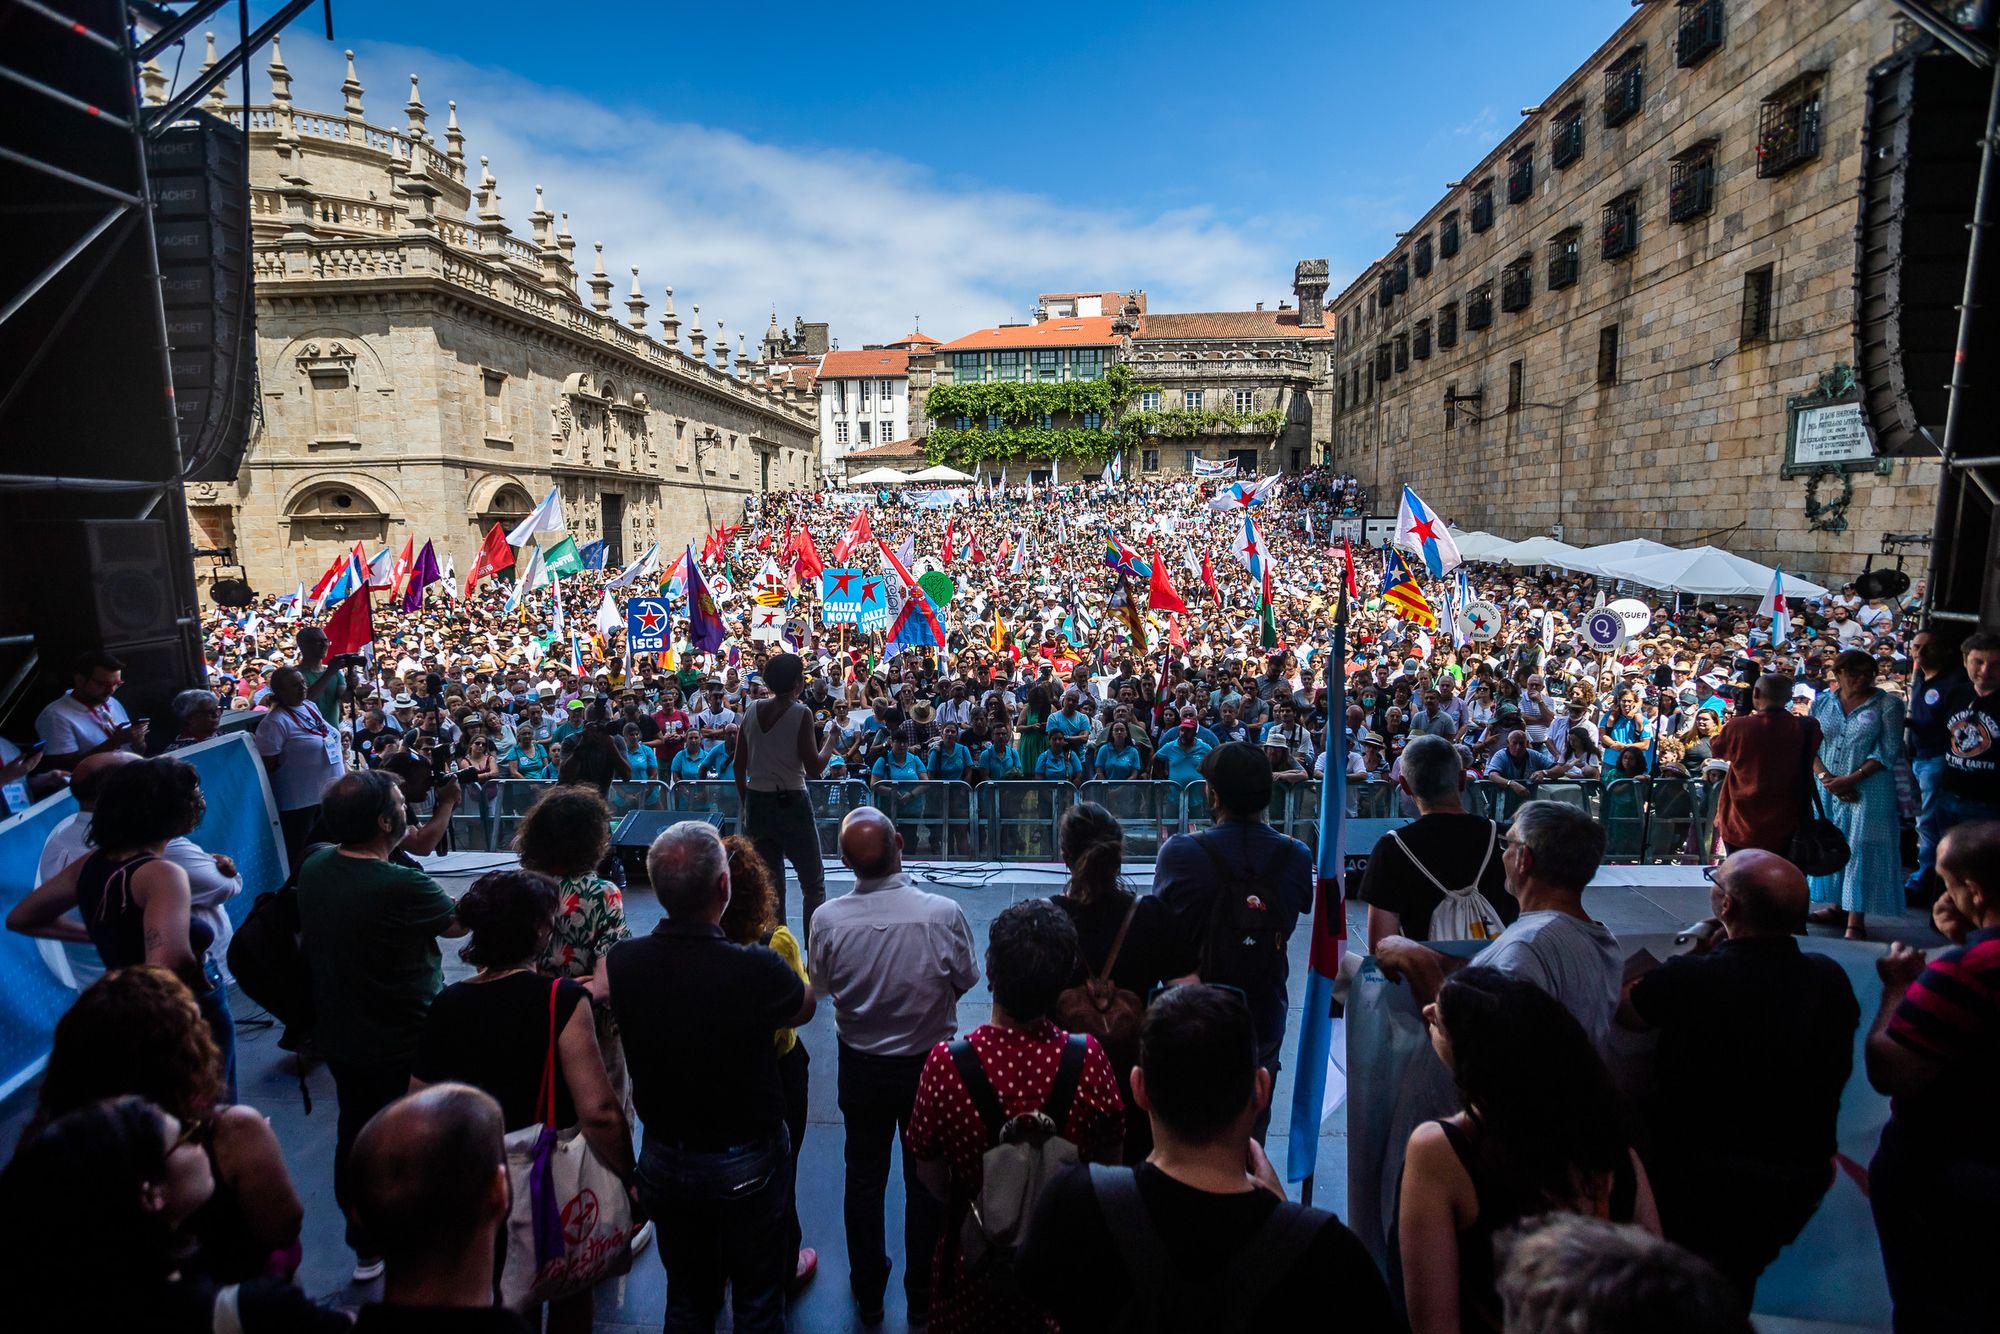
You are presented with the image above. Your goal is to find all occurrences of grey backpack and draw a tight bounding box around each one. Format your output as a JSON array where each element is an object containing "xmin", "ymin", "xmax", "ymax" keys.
[{"xmin": 948, "ymin": 1033, "xmax": 1088, "ymax": 1294}]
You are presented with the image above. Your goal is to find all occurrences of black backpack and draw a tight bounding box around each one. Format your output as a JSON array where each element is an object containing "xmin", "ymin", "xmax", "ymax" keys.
[
  {"xmin": 1191, "ymin": 833, "xmax": 1297, "ymax": 993},
  {"xmin": 226, "ymin": 845, "xmax": 324, "ymax": 1053},
  {"xmin": 1088, "ymin": 1164, "xmax": 1326, "ymax": 1334}
]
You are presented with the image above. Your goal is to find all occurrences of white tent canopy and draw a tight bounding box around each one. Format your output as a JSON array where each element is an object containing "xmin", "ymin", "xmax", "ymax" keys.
[
  {"xmin": 848, "ymin": 466, "xmax": 915, "ymax": 485},
  {"xmin": 907, "ymin": 463, "xmax": 975, "ymax": 482},
  {"xmin": 1500, "ymin": 536, "xmax": 1593, "ymax": 570},
  {"xmin": 1593, "ymin": 545, "xmax": 1829, "ymax": 599},
  {"xmin": 1449, "ymin": 529, "xmax": 1519, "ymax": 562},
  {"xmin": 1567, "ymin": 537, "xmax": 1679, "ymax": 575}
]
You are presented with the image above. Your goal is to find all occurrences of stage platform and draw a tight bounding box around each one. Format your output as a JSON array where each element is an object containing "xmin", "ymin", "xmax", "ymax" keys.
[{"xmin": 0, "ymin": 856, "xmax": 1929, "ymax": 1331}]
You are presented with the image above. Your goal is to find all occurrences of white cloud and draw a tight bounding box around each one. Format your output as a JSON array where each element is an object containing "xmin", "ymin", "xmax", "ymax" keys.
[{"xmin": 264, "ymin": 40, "xmax": 1291, "ymax": 345}]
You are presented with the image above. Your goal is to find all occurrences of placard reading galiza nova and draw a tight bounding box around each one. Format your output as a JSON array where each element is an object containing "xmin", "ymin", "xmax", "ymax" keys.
[{"xmin": 626, "ymin": 597, "xmax": 671, "ymax": 653}]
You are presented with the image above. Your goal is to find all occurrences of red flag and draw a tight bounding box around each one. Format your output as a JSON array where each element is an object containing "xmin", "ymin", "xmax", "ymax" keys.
[
  {"xmin": 463, "ymin": 523, "xmax": 515, "ymax": 597},
  {"xmin": 994, "ymin": 535, "xmax": 1013, "ymax": 568},
  {"xmin": 756, "ymin": 528, "xmax": 773, "ymax": 552},
  {"xmin": 307, "ymin": 548, "xmax": 351, "ymax": 600},
  {"xmin": 1341, "ymin": 537, "xmax": 1361, "ymax": 601},
  {"xmin": 1169, "ymin": 615, "xmax": 1186, "ymax": 650},
  {"xmin": 942, "ymin": 520, "xmax": 956, "ymax": 567},
  {"xmin": 324, "ymin": 582, "xmax": 374, "ymax": 657},
  {"xmin": 791, "ymin": 526, "xmax": 825, "ymax": 583},
  {"xmin": 969, "ymin": 533, "xmax": 986, "ymax": 565},
  {"xmin": 1147, "ymin": 542, "xmax": 1188, "ymax": 614},
  {"xmin": 832, "ymin": 507, "xmax": 873, "ymax": 564},
  {"xmin": 387, "ymin": 537, "xmax": 415, "ymax": 596},
  {"xmin": 1200, "ymin": 548, "xmax": 1222, "ymax": 607}
]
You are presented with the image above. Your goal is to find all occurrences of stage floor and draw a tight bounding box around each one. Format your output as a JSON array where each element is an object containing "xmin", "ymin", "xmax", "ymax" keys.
[{"xmin": 0, "ymin": 856, "xmax": 1930, "ymax": 1331}]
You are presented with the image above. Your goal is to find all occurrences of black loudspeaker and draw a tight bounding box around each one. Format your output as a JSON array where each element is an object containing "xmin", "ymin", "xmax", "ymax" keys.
[
  {"xmin": 22, "ymin": 520, "xmax": 183, "ymax": 647},
  {"xmin": 150, "ymin": 114, "xmax": 255, "ymax": 484}
]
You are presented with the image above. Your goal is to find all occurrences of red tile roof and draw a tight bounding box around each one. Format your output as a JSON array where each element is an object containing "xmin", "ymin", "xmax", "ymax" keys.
[
  {"xmin": 935, "ymin": 316, "xmax": 1125, "ymax": 352},
  {"xmin": 843, "ymin": 437, "xmax": 925, "ymax": 460},
  {"xmin": 890, "ymin": 331, "xmax": 941, "ymax": 347},
  {"xmin": 819, "ymin": 349, "xmax": 911, "ymax": 378},
  {"xmin": 1136, "ymin": 310, "xmax": 1336, "ymax": 341}
]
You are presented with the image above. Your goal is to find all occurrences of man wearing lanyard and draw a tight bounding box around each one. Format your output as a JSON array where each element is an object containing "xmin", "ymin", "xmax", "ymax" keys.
[
  {"xmin": 35, "ymin": 649, "xmax": 144, "ymax": 771},
  {"xmin": 256, "ymin": 667, "xmax": 348, "ymax": 869}
]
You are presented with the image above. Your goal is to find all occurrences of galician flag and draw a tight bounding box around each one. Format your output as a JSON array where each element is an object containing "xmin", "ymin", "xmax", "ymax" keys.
[
  {"xmin": 1287, "ymin": 581, "xmax": 1350, "ymax": 1184},
  {"xmin": 1207, "ymin": 475, "xmax": 1281, "ymax": 511},
  {"xmin": 1758, "ymin": 567, "xmax": 1792, "ymax": 648},
  {"xmin": 503, "ymin": 544, "xmax": 546, "ymax": 615},
  {"xmin": 593, "ymin": 589, "xmax": 623, "ymax": 637},
  {"xmin": 605, "ymin": 542, "xmax": 660, "ymax": 590},
  {"xmin": 1232, "ymin": 514, "xmax": 1267, "ymax": 581},
  {"xmin": 506, "ymin": 487, "xmax": 564, "ymax": 546},
  {"xmin": 549, "ymin": 572, "xmax": 566, "ymax": 639},
  {"xmin": 1395, "ymin": 485, "xmax": 1463, "ymax": 579}
]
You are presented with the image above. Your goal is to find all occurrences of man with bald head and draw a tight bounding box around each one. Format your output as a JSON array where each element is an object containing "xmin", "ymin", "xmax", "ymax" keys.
[
  {"xmin": 348, "ymin": 1084, "xmax": 523, "ymax": 1330},
  {"xmin": 1617, "ymin": 848, "xmax": 1860, "ymax": 1303},
  {"xmin": 607, "ymin": 819, "xmax": 816, "ymax": 1330},
  {"xmin": 809, "ymin": 807, "xmax": 977, "ymax": 1323}
]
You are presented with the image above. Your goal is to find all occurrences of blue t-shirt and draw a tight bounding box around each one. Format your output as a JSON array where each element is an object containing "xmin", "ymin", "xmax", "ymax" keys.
[
  {"xmin": 1094, "ymin": 743, "xmax": 1146, "ymax": 779},
  {"xmin": 929, "ymin": 743, "xmax": 973, "ymax": 780},
  {"xmin": 671, "ymin": 744, "xmax": 717, "ymax": 782},
  {"xmin": 978, "ymin": 742, "xmax": 1021, "ymax": 778},
  {"xmin": 1158, "ymin": 737, "xmax": 1214, "ymax": 784},
  {"xmin": 1036, "ymin": 750, "xmax": 1083, "ymax": 782},
  {"xmin": 1047, "ymin": 710, "xmax": 1092, "ymax": 743},
  {"xmin": 622, "ymin": 744, "xmax": 659, "ymax": 780},
  {"xmin": 872, "ymin": 752, "xmax": 927, "ymax": 782}
]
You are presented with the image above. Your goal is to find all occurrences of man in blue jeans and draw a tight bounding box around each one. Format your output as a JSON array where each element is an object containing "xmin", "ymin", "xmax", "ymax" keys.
[
  {"xmin": 1903, "ymin": 628, "xmax": 1963, "ymax": 900},
  {"xmin": 608, "ymin": 820, "xmax": 817, "ymax": 1332}
]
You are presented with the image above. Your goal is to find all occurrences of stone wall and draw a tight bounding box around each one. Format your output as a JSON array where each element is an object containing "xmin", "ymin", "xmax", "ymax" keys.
[{"xmin": 1326, "ymin": 0, "xmax": 1937, "ymax": 586}]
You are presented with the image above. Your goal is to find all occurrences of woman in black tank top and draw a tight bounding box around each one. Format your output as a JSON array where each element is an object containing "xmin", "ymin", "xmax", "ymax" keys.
[
  {"xmin": 1391, "ymin": 967, "xmax": 1659, "ymax": 1333},
  {"xmin": 7, "ymin": 757, "xmax": 236, "ymax": 1095}
]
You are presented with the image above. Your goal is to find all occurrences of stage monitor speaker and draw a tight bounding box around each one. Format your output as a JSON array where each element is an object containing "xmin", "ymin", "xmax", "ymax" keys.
[
  {"xmin": 21, "ymin": 519, "xmax": 184, "ymax": 649},
  {"xmin": 611, "ymin": 809, "xmax": 724, "ymax": 875}
]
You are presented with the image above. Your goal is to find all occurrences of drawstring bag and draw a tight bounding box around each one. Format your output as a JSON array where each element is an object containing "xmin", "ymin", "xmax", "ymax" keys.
[
  {"xmin": 1388, "ymin": 823, "xmax": 1506, "ymax": 943},
  {"xmin": 500, "ymin": 980, "xmax": 636, "ymax": 1309}
]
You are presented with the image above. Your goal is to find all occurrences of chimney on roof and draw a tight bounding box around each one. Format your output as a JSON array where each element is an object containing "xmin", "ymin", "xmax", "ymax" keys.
[
  {"xmin": 1279, "ymin": 301, "xmax": 1291, "ymax": 310},
  {"xmin": 1256, "ymin": 302, "xmax": 1264, "ymax": 311},
  {"xmin": 1293, "ymin": 259, "xmax": 1329, "ymax": 329}
]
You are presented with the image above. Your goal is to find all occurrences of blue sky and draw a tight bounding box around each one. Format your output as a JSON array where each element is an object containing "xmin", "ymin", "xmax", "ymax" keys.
[{"xmin": 208, "ymin": 0, "xmax": 1626, "ymax": 343}]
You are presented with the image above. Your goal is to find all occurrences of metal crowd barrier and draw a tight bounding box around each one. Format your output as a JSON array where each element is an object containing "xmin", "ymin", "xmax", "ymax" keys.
[{"xmin": 445, "ymin": 773, "xmax": 1715, "ymax": 866}]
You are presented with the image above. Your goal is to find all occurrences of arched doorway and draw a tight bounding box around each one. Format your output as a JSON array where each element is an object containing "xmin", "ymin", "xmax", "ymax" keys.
[{"xmin": 284, "ymin": 481, "xmax": 391, "ymax": 582}]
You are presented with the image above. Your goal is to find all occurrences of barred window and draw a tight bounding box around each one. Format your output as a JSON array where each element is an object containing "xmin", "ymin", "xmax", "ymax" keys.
[
  {"xmin": 1551, "ymin": 101, "xmax": 1585, "ymax": 169},
  {"xmin": 1438, "ymin": 301, "xmax": 1459, "ymax": 348},
  {"xmin": 1741, "ymin": 265, "xmax": 1775, "ymax": 342},
  {"xmin": 1676, "ymin": 0, "xmax": 1725, "ymax": 67},
  {"xmin": 1466, "ymin": 284, "xmax": 1494, "ymax": 331},
  {"xmin": 1500, "ymin": 255, "xmax": 1533, "ymax": 312},
  {"xmin": 1670, "ymin": 141, "xmax": 1717, "ymax": 222},
  {"xmin": 1440, "ymin": 211, "xmax": 1462, "ymax": 258},
  {"xmin": 1415, "ymin": 234, "xmax": 1434, "ymax": 277},
  {"xmin": 1470, "ymin": 179, "xmax": 1495, "ymax": 233},
  {"xmin": 1597, "ymin": 324, "xmax": 1621, "ymax": 385},
  {"xmin": 1548, "ymin": 228, "xmax": 1581, "ymax": 289},
  {"xmin": 1605, "ymin": 46, "xmax": 1644, "ymax": 126},
  {"xmin": 1507, "ymin": 148, "xmax": 1534, "ymax": 205},
  {"xmin": 1757, "ymin": 74, "xmax": 1823, "ymax": 177},
  {"xmin": 1602, "ymin": 190, "xmax": 1640, "ymax": 259}
]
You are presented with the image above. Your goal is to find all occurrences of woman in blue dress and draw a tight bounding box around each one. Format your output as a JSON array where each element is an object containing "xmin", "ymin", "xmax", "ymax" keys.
[{"xmin": 1807, "ymin": 649, "xmax": 1905, "ymax": 938}]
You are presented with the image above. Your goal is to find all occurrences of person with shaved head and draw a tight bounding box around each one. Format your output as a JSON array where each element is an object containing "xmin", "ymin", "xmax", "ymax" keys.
[
  {"xmin": 808, "ymin": 806, "xmax": 978, "ymax": 1325},
  {"xmin": 1616, "ymin": 849, "xmax": 1859, "ymax": 1303}
]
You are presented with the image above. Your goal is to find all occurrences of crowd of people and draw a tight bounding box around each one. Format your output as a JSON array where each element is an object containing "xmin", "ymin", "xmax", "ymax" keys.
[{"xmin": 2, "ymin": 463, "xmax": 1995, "ymax": 1331}]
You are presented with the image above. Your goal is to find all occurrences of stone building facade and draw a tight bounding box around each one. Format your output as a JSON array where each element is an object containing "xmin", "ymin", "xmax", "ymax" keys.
[
  {"xmin": 170, "ymin": 44, "xmax": 818, "ymax": 590},
  {"xmin": 1326, "ymin": 0, "xmax": 1939, "ymax": 584}
]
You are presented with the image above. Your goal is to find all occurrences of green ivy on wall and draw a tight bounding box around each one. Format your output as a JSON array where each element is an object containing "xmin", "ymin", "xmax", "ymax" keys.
[
  {"xmin": 924, "ymin": 426, "xmax": 1125, "ymax": 465},
  {"xmin": 1120, "ymin": 407, "xmax": 1286, "ymax": 439}
]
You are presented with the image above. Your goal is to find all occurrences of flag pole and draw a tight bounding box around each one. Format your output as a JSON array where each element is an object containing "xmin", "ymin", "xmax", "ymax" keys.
[{"xmin": 1292, "ymin": 579, "xmax": 1348, "ymax": 1206}]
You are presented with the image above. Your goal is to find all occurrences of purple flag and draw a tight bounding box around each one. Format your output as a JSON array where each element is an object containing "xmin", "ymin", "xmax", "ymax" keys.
[
  {"xmin": 401, "ymin": 539, "xmax": 442, "ymax": 612},
  {"xmin": 685, "ymin": 545, "xmax": 728, "ymax": 653}
]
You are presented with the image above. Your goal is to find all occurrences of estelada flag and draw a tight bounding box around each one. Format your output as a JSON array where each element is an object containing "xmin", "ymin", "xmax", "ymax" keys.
[
  {"xmin": 1147, "ymin": 543, "xmax": 1188, "ymax": 614},
  {"xmin": 464, "ymin": 522, "xmax": 515, "ymax": 597},
  {"xmin": 1380, "ymin": 548, "xmax": 1438, "ymax": 628},
  {"xmin": 832, "ymin": 507, "xmax": 873, "ymax": 564}
]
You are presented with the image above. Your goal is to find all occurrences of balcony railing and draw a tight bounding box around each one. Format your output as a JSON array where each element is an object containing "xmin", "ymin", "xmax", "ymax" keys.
[
  {"xmin": 1604, "ymin": 52, "xmax": 1644, "ymax": 126},
  {"xmin": 1466, "ymin": 287, "xmax": 1494, "ymax": 330},
  {"xmin": 1551, "ymin": 109, "xmax": 1584, "ymax": 168},
  {"xmin": 1757, "ymin": 82, "xmax": 1822, "ymax": 177},
  {"xmin": 1548, "ymin": 240, "xmax": 1580, "ymax": 290},
  {"xmin": 1470, "ymin": 191, "xmax": 1495, "ymax": 233},
  {"xmin": 1676, "ymin": 0, "xmax": 1725, "ymax": 67},
  {"xmin": 1507, "ymin": 154, "xmax": 1534, "ymax": 204},
  {"xmin": 1669, "ymin": 154, "xmax": 1715, "ymax": 222},
  {"xmin": 1602, "ymin": 197, "xmax": 1639, "ymax": 259},
  {"xmin": 1500, "ymin": 263, "xmax": 1532, "ymax": 313}
]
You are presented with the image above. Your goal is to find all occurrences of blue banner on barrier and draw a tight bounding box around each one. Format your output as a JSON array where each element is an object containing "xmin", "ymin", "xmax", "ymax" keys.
[{"xmin": 0, "ymin": 733, "xmax": 284, "ymax": 1100}]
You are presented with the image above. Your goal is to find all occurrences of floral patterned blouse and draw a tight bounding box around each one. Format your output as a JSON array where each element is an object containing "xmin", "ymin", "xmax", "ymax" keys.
[{"xmin": 538, "ymin": 873, "xmax": 631, "ymax": 979}]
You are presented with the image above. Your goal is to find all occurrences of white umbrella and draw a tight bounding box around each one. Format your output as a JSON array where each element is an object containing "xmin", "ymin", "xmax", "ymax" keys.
[
  {"xmin": 1593, "ymin": 545, "xmax": 1828, "ymax": 599},
  {"xmin": 1567, "ymin": 537, "xmax": 1679, "ymax": 577},
  {"xmin": 1450, "ymin": 529, "xmax": 1520, "ymax": 562},
  {"xmin": 848, "ymin": 466, "xmax": 916, "ymax": 485},
  {"xmin": 908, "ymin": 463, "xmax": 975, "ymax": 482},
  {"xmin": 1500, "ymin": 536, "xmax": 1593, "ymax": 570}
]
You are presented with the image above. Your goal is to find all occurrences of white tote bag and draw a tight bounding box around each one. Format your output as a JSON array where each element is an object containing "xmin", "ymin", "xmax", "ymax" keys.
[{"xmin": 499, "ymin": 980, "xmax": 637, "ymax": 1309}]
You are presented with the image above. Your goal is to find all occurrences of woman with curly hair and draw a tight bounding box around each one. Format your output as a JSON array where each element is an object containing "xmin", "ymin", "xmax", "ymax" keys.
[
  {"xmin": 517, "ymin": 784, "xmax": 631, "ymax": 984},
  {"xmin": 7, "ymin": 756, "xmax": 235, "ymax": 1095},
  {"xmin": 1393, "ymin": 966, "xmax": 1660, "ymax": 1334},
  {"xmin": 721, "ymin": 834, "xmax": 817, "ymax": 1292},
  {"xmin": 19, "ymin": 966, "xmax": 304, "ymax": 1287}
]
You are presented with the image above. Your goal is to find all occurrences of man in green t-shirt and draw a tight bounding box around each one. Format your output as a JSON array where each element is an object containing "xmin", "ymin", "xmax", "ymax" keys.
[{"xmin": 296, "ymin": 768, "xmax": 465, "ymax": 1281}]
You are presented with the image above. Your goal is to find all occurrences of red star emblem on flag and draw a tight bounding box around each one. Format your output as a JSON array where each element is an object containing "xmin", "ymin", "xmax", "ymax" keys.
[
  {"xmin": 636, "ymin": 607, "xmax": 663, "ymax": 634},
  {"xmin": 832, "ymin": 572, "xmax": 856, "ymax": 595},
  {"xmin": 1408, "ymin": 516, "xmax": 1438, "ymax": 544}
]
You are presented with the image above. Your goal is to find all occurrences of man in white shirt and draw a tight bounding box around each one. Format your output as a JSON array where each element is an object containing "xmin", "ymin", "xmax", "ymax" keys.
[
  {"xmin": 35, "ymin": 649, "xmax": 144, "ymax": 771},
  {"xmin": 809, "ymin": 807, "xmax": 977, "ymax": 1323}
]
